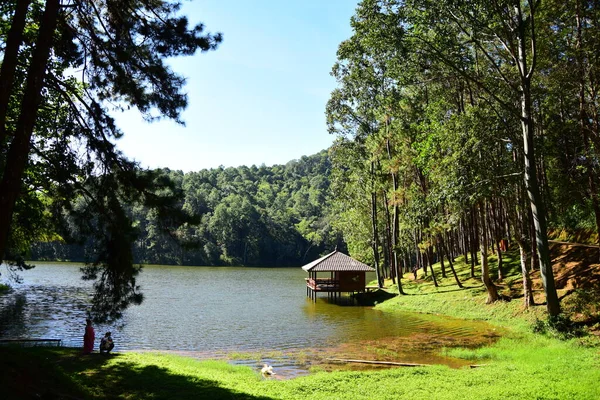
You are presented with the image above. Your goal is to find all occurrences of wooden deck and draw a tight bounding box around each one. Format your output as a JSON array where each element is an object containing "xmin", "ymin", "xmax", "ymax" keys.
[
  {"xmin": 305, "ymin": 277, "xmax": 340, "ymax": 292},
  {"xmin": 305, "ymin": 277, "xmax": 368, "ymax": 303}
]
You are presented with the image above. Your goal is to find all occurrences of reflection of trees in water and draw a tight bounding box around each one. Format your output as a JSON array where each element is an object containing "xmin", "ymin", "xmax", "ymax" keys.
[
  {"xmin": 0, "ymin": 292, "xmax": 27, "ymax": 336},
  {"xmin": 0, "ymin": 285, "xmax": 95, "ymax": 344}
]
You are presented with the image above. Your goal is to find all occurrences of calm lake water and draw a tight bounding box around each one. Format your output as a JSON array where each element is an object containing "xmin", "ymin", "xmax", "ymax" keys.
[{"xmin": 0, "ymin": 262, "xmax": 497, "ymax": 374}]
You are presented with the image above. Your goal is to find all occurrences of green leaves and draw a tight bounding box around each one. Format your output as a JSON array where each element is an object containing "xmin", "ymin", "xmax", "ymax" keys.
[{"xmin": 0, "ymin": 1, "xmax": 220, "ymax": 321}]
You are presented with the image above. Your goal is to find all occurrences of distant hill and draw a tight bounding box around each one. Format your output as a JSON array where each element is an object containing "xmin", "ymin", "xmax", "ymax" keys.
[{"xmin": 31, "ymin": 150, "xmax": 343, "ymax": 267}]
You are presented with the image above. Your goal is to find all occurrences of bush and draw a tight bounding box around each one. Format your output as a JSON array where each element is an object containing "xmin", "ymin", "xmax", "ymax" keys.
[
  {"xmin": 565, "ymin": 286, "xmax": 600, "ymax": 320},
  {"xmin": 532, "ymin": 314, "xmax": 585, "ymax": 339}
]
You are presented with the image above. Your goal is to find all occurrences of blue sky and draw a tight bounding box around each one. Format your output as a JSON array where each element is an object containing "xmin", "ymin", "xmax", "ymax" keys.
[{"xmin": 113, "ymin": 0, "xmax": 359, "ymax": 172}]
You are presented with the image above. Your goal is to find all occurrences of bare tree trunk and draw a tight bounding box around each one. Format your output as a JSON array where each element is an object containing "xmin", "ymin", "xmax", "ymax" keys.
[
  {"xmin": 470, "ymin": 208, "xmax": 478, "ymax": 277},
  {"xmin": 461, "ymin": 217, "xmax": 469, "ymax": 264},
  {"xmin": 438, "ymin": 235, "xmax": 447, "ymax": 278},
  {"xmin": 440, "ymin": 234, "xmax": 463, "ymax": 289},
  {"xmin": 386, "ymin": 137, "xmax": 404, "ymax": 294},
  {"xmin": 479, "ymin": 202, "xmax": 499, "ymax": 303},
  {"xmin": 518, "ymin": 240, "xmax": 535, "ymax": 308},
  {"xmin": 490, "ymin": 199, "xmax": 504, "ymax": 280},
  {"xmin": 382, "ymin": 191, "xmax": 394, "ymax": 284},
  {"xmin": 370, "ymin": 162, "xmax": 383, "ymax": 288},
  {"xmin": 425, "ymin": 244, "xmax": 438, "ymax": 287},
  {"xmin": 529, "ymin": 207, "xmax": 539, "ymax": 272},
  {"xmin": 416, "ymin": 229, "xmax": 426, "ymax": 277},
  {"xmin": 515, "ymin": 2, "xmax": 560, "ymax": 316}
]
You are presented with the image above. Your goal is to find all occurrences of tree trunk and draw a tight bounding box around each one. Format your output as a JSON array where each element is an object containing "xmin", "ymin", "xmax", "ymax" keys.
[
  {"xmin": 382, "ymin": 191, "xmax": 394, "ymax": 283},
  {"xmin": 518, "ymin": 240, "xmax": 535, "ymax": 308},
  {"xmin": 438, "ymin": 235, "xmax": 447, "ymax": 278},
  {"xmin": 370, "ymin": 162, "xmax": 383, "ymax": 288},
  {"xmin": 515, "ymin": 3, "xmax": 560, "ymax": 315},
  {"xmin": 425, "ymin": 245, "xmax": 438, "ymax": 287},
  {"xmin": 415, "ymin": 229, "xmax": 426, "ymax": 277},
  {"xmin": 0, "ymin": 0, "xmax": 32, "ymax": 144},
  {"xmin": 461, "ymin": 217, "xmax": 469, "ymax": 264},
  {"xmin": 529, "ymin": 207, "xmax": 539, "ymax": 272},
  {"xmin": 440, "ymin": 234, "xmax": 463, "ymax": 289},
  {"xmin": 470, "ymin": 208, "xmax": 478, "ymax": 277},
  {"xmin": 0, "ymin": 0, "xmax": 60, "ymax": 263},
  {"xmin": 479, "ymin": 202, "xmax": 499, "ymax": 303},
  {"xmin": 386, "ymin": 138, "xmax": 404, "ymax": 294},
  {"xmin": 490, "ymin": 199, "xmax": 504, "ymax": 280}
]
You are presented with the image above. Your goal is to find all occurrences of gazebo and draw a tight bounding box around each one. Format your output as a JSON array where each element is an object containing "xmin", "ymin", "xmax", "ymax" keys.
[{"xmin": 301, "ymin": 250, "xmax": 375, "ymax": 302}]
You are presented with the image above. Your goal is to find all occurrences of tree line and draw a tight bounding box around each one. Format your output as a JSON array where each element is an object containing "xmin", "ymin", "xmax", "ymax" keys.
[
  {"xmin": 30, "ymin": 151, "xmax": 339, "ymax": 267},
  {"xmin": 326, "ymin": 0, "xmax": 600, "ymax": 316}
]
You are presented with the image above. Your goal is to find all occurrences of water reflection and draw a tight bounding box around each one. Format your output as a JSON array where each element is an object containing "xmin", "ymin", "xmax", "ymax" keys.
[{"xmin": 0, "ymin": 292, "xmax": 26, "ymax": 336}]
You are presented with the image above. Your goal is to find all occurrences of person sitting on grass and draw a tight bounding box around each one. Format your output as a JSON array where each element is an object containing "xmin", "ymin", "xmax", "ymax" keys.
[{"xmin": 99, "ymin": 332, "xmax": 114, "ymax": 354}]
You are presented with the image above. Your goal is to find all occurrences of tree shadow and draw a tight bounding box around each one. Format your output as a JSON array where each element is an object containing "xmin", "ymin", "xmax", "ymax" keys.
[
  {"xmin": 91, "ymin": 360, "xmax": 272, "ymax": 400},
  {"xmin": 1, "ymin": 347, "xmax": 274, "ymax": 400},
  {"xmin": 404, "ymin": 280, "xmax": 485, "ymax": 296},
  {"xmin": 353, "ymin": 289, "xmax": 398, "ymax": 306}
]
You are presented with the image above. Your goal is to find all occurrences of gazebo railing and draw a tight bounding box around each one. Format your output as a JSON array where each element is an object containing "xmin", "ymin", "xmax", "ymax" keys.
[{"xmin": 306, "ymin": 277, "xmax": 340, "ymax": 291}]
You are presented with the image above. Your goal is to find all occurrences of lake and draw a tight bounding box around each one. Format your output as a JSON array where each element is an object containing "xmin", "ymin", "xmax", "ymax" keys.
[{"xmin": 0, "ymin": 262, "xmax": 498, "ymax": 375}]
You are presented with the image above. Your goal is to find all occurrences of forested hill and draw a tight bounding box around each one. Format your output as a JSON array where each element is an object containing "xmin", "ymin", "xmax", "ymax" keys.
[{"xmin": 31, "ymin": 151, "xmax": 339, "ymax": 267}]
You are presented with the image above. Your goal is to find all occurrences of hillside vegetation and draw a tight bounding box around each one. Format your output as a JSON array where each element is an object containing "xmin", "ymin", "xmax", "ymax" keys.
[{"xmin": 30, "ymin": 151, "xmax": 338, "ymax": 267}]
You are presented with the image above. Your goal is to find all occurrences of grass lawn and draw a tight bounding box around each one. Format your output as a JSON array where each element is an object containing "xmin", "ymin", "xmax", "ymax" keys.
[{"xmin": 2, "ymin": 246, "xmax": 600, "ymax": 399}]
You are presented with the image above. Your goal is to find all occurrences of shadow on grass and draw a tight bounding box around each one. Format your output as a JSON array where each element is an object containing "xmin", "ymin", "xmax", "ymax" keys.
[
  {"xmin": 353, "ymin": 289, "xmax": 398, "ymax": 306},
  {"xmin": 1, "ymin": 346, "xmax": 273, "ymax": 400},
  {"xmin": 404, "ymin": 285, "xmax": 484, "ymax": 296},
  {"xmin": 92, "ymin": 360, "xmax": 269, "ymax": 400}
]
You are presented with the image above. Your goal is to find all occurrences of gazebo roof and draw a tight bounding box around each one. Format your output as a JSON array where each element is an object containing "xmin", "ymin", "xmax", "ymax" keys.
[{"xmin": 301, "ymin": 250, "xmax": 375, "ymax": 272}]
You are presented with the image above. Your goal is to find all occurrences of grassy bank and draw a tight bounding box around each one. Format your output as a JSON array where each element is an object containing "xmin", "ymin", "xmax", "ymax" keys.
[
  {"xmin": 2, "ymin": 334, "xmax": 598, "ymax": 399},
  {"xmin": 2, "ymin": 247, "xmax": 600, "ymax": 399}
]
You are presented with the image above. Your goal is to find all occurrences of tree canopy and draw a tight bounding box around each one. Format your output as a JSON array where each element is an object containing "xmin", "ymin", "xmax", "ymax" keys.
[
  {"xmin": 0, "ymin": 0, "xmax": 221, "ymax": 322},
  {"xmin": 30, "ymin": 151, "xmax": 340, "ymax": 268},
  {"xmin": 326, "ymin": 0, "xmax": 600, "ymax": 316}
]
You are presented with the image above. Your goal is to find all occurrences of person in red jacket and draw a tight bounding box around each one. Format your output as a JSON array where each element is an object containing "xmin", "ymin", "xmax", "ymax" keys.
[{"xmin": 83, "ymin": 318, "xmax": 95, "ymax": 354}]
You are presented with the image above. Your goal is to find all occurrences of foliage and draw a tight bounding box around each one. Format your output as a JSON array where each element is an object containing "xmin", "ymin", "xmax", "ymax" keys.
[
  {"xmin": 0, "ymin": 1, "xmax": 221, "ymax": 322},
  {"xmin": 563, "ymin": 285, "xmax": 600, "ymax": 321},
  {"xmin": 30, "ymin": 151, "xmax": 341, "ymax": 267},
  {"xmin": 324, "ymin": 0, "xmax": 600, "ymax": 314},
  {"xmin": 532, "ymin": 314, "xmax": 586, "ymax": 340}
]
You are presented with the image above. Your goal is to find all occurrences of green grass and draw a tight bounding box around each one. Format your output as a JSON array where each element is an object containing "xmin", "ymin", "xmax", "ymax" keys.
[
  {"xmin": 2, "ymin": 249, "xmax": 600, "ymax": 399},
  {"xmin": 377, "ymin": 253, "xmax": 547, "ymax": 332},
  {"xmin": 3, "ymin": 338, "xmax": 598, "ymax": 400}
]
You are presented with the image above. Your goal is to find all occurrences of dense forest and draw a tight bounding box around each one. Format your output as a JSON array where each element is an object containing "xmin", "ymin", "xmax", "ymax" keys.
[
  {"xmin": 324, "ymin": 0, "xmax": 600, "ymax": 316},
  {"xmin": 30, "ymin": 151, "xmax": 339, "ymax": 267}
]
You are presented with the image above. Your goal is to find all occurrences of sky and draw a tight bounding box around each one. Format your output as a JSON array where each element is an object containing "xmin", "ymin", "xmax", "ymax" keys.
[{"xmin": 113, "ymin": 0, "xmax": 359, "ymax": 173}]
